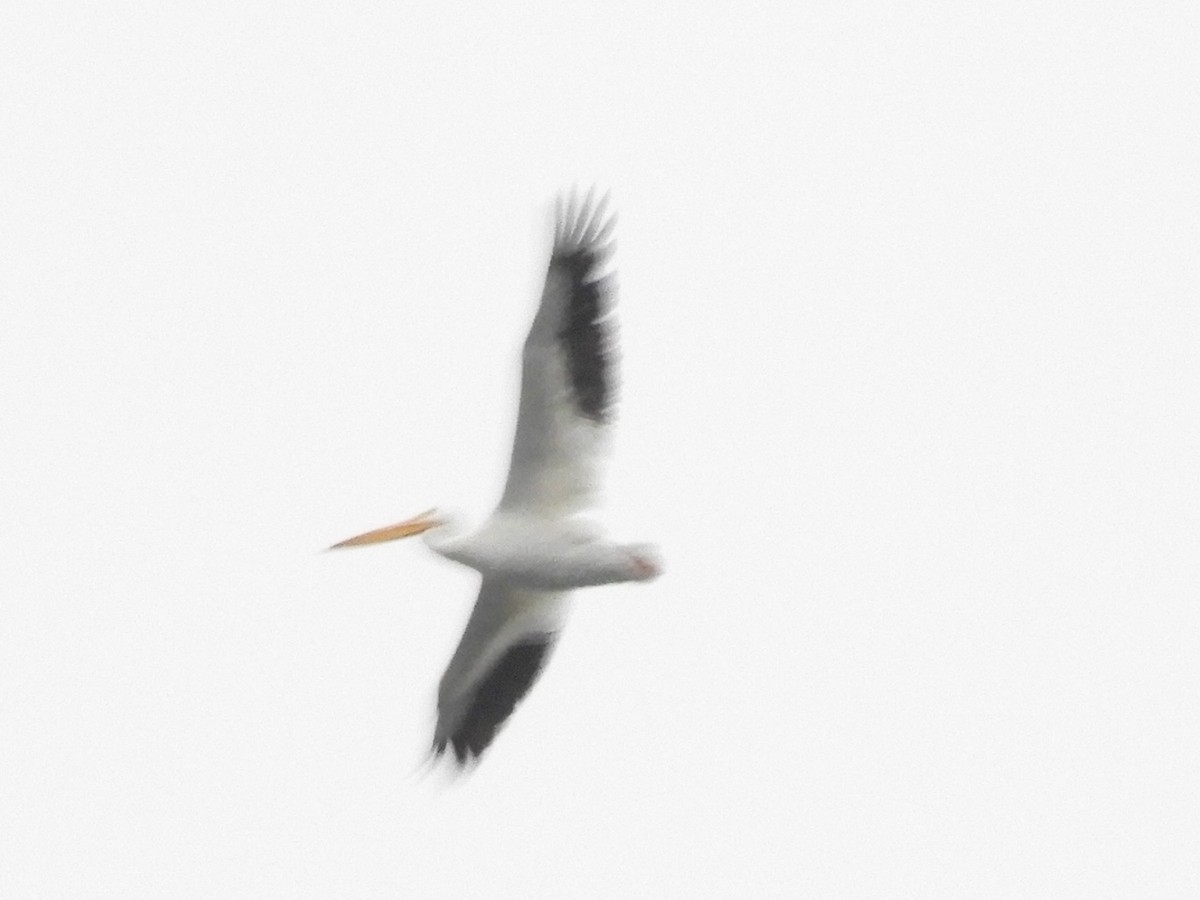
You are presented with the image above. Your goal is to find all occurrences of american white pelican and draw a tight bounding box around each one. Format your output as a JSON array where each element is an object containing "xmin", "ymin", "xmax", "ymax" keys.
[{"xmin": 331, "ymin": 191, "xmax": 662, "ymax": 766}]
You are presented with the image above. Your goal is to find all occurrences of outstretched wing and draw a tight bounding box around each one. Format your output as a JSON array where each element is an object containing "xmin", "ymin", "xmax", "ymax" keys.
[
  {"xmin": 432, "ymin": 580, "xmax": 567, "ymax": 766},
  {"xmin": 496, "ymin": 190, "xmax": 618, "ymax": 517}
]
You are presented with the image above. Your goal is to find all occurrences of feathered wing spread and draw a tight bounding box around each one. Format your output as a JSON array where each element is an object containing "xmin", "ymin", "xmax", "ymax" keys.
[
  {"xmin": 433, "ymin": 581, "xmax": 566, "ymax": 765},
  {"xmin": 330, "ymin": 192, "xmax": 653, "ymax": 768},
  {"xmin": 497, "ymin": 191, "xmax": 619, "ymax": 516},
  {"xmin": 431, "ymin": 192, "xmax": 621, "ymax": 764}
]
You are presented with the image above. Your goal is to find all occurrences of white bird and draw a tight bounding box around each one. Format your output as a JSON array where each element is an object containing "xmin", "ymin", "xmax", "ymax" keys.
[{"xmin": 330, "ymin": 191, "xmax": 662, "ymax": 767}]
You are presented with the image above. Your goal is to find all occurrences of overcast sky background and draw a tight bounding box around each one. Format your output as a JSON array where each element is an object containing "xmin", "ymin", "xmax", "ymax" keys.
[{"xmin": 2, "ymin": 3, "xmax": 1197, "ymax": 897}]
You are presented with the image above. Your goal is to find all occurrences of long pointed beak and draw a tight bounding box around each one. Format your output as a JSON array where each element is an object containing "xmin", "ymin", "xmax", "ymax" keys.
[{"xmin": 328, "ymin": 508, "xmax": 441, "ymax": 550}]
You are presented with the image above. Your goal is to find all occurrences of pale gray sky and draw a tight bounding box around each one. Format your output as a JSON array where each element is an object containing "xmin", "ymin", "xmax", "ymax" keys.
[{"xmin": 2, "ymin": 2, "xmax": 1197, "ymax": 897}]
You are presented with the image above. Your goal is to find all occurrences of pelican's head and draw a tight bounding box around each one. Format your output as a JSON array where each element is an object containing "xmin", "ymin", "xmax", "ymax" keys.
[{"xmin": 328, "ymin": 508, "xmax": 447, "ymax": 550}]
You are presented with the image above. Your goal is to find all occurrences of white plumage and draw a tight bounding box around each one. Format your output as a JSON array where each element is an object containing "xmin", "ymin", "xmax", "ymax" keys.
[{"xmin": 331, "ymin": 191, "xmax": 661, "ymax": 766}]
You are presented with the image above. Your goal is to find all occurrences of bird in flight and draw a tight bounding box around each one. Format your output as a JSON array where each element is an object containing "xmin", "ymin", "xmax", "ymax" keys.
[{"xmin": 331, "ymin": 190, "xmax": 662, "ymax": 767}]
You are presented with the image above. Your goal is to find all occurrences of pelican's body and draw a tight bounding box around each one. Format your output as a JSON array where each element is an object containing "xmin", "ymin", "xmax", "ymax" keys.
[
  {"xmin": 332, "ymin": 192, "xmax": 661, "ymax": 766},
  {"xmin": 428, "ymin": 514, "xmax": 658, "ymax": 591}
]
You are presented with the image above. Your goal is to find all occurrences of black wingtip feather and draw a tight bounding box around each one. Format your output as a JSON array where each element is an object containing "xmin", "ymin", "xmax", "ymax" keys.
[
  {"xmin": 432, "ymin": 638, "xmax": 556, "ymax": 766},
  {"xmin": 550, "ymin": 190, "xmax": 618, "ymax": 424}
]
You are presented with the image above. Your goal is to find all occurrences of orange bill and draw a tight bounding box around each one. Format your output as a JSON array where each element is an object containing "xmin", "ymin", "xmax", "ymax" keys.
[{"xmin": 329, "ymin": 509, "xmax": 440, "ymax": 550}]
